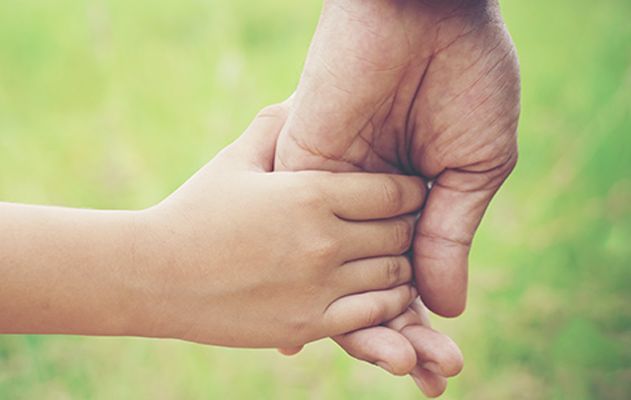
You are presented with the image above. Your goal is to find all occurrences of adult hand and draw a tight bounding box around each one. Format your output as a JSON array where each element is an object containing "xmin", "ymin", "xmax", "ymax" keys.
[{"xmin": 275, "ymin": 0, "xmax": 520, "ymax": 392}]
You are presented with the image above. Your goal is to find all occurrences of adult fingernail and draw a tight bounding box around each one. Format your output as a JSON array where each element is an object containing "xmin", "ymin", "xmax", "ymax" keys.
[
  {"xmin": 376, "ymin": 361, "xmax": 393, "ymax": 374},
  {"xmin": 421, "ymin": 361, "xmax": 442, "ymax": 375}
]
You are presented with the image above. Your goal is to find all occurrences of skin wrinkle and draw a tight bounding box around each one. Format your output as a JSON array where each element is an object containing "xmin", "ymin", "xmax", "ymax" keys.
[
  {"xmin": 395, "ymin": 28, "xmax": 432, "ymax": 173},
  {"xmin": 356, "ymin": 119, "xmax": 395, "ymax": 170},
  {"xmin": 433, "ymin": 175, "xmax": 494, "ymax": 195},
  {"xmin": 349, "ymin": 53, "xmax": 410, "ymax": 74},
  {"xmin": 361, "ymin": 84, "xmax": 404, "ymax": 132},
  {"xmin": 379, "ymin": 68, "xmax": 404, "ymax": 130},
  {"xmin": 430, "ymin": 0, "xmax": 501, "ymax": 44},
  {"xmin": 299, "ymin": 75, "xmax": 403, "ymax": 172},
  {"xmin": 327, "ymin": 0, "xmax": 404, "ymax": 46},
  {"xmin": 430, "ymin": 5, "xmax": 505, "ymax": 71},
  {"xmin": 431, "ymin": 111, "xmax": 497, "ymax": 169},
  {"xmin": 357, "ymin": 97, "xmax": 405, "ymax": 171},
  {"xmin": 463, "ymin": 110, "xmax": 515, "ymax": 159},
  {"xmin": 316, "ymin": 52, "xmax": 353, "ymax": 95},
  {"xmin": 426, "ymin": 67, "xmax": 518, "ymax": 171},
  {"xmin": 381, "ymin": 24, "xmax": 432, "ymax": 172},
  {"xmin": 309, "ymin": 56, "xmax": 394, "ymax": 154},
  {"xmin": 285, "ymin": 127, "xmax": 365, "ymax": 171},
  {"xmin": 423, "ymin": 56, "xmax": 510, "ymax": 146},
  {"xmin": 435, "ymin": 38, "xmax": 508, "ymax": 111},
  {"xmin": 375, "ymin": 120, "xmax": 407, "ymax": 173},
  {"xmin": 287, "ymin": 112, "xmax": 332, "ymax": 156},
  {"xmin": 379, "ymin": 63, "xmax": 421, "ymax": 172},
  {"xmin": 458, "ymin": 125, "xmax": 518, "ymax": 173},
  {"xmin": 404, "ymin": 57, "xmax": 434, "ymax": 174},
  {"xmin": 433, "ymin": 0, "xmax": 499, "ymax": 24},
  {"xmin": 417, "ymin": 222, "xmax": 475, "ymax": 249},
  {"xmin": 433, "ymin": 18, "xmax": 481, "ymax": 56},
  {"xmin": 450, "ymin": 149, "xmax": 518, "ymax": 181}
]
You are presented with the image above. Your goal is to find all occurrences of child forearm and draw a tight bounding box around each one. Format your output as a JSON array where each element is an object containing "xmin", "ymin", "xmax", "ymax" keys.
[{"xmin": 0, "ymin": 202, "xmax": 153, "ymax": 336}]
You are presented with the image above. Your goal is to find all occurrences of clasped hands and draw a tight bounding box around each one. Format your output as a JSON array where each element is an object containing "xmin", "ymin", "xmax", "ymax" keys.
[
  {"xmin": 151, "ymin": 0, "xmax": 519, "ymax": 397},
  {"xmin": 0, "ymin": 1, "xmax": 520, "ymax": 397},
  {"xmin": 267, "ymin": 0, "xmax": 521, "ymax": 396}
]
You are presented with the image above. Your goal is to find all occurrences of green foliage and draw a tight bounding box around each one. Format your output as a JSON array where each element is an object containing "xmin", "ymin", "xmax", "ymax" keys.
[{"xmin": 1, "ymin": 0, "xmax": 630, "ymax": 398}]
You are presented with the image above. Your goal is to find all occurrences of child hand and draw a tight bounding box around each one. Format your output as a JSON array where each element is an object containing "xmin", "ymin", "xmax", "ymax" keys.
[{"xmin": 138, "ymin": 104, "xmax": 427, "ymax": 348}]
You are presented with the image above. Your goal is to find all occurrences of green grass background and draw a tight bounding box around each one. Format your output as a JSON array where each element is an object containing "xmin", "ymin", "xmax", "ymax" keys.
[{"xmin": 1, "ymin": 0, "xmax": 630, "ymax": 398}]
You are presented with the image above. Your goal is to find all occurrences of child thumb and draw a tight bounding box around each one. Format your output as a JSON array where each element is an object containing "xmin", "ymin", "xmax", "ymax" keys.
[{"xmin": 216, "ymin": 102, "xmax": 289, "ymax": 172}]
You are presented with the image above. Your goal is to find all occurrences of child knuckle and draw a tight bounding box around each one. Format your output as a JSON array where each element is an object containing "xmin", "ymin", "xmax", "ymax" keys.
[
  {"xmin": 393, "ymin": 220, "xmax": 413, "ymax": 252},
  {"xmin": 364, "ymin": 302, "xmax": 387, "ymax": 327},
  {"xmin": 384, "ymin": 258, "xmax": 403, "ymax": 286},
  {"xmin": 379, "ymin": 176, "xmax": 404, "ymax": 214},
  {"xmin": 295, "ymin": 184, "xmax": 324, "ymax": 209},
  {"xmin": 289, "ymin": 315, "xmax": 309, "ymax": 337},
  {"xmin": 307, "ymin": 235, "xmax": 339, "ymax": 261}
]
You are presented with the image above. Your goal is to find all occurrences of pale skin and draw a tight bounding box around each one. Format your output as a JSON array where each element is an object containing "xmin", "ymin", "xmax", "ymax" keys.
[
  {"xmin": 275, "ymin": 0, "xmax": 520, "ymax": 396},
  {"xmin": 0, "ymin": 104, "xmax": 463, "ymax": 378}
]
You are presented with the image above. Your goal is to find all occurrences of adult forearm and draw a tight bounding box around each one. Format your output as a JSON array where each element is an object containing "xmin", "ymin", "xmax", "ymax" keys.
[{"xmin": 0, "ymin": 203, "xmax": 154, "ymax": 336}]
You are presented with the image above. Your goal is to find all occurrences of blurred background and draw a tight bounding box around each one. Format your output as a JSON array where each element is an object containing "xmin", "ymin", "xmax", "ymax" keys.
[{"xmin": 0, "ymin": 0, "xmax": 629, "ymax": 398}]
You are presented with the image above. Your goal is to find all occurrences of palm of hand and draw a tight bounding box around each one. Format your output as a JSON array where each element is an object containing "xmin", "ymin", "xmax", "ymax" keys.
[{"xmin": 275, "ymin": 0, "xmax": 520, "ymax": 394}]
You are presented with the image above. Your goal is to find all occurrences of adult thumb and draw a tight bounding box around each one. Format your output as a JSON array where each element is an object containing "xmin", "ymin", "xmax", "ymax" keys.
[{"xmin": 413, "ymin": 160, "xmax": 516, "ymax": 318}]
